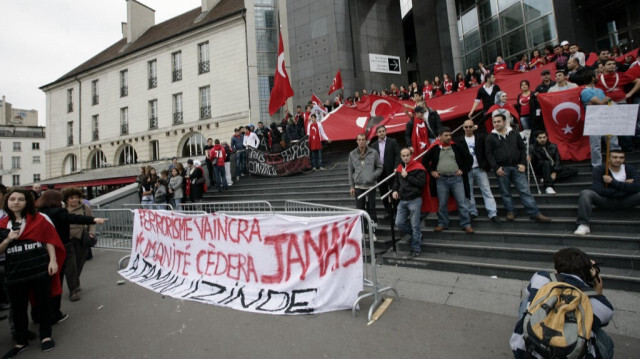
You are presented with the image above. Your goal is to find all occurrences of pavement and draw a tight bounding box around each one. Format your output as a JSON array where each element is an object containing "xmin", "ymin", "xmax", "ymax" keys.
[{"xmin": 1, "ymin": 248, "xmax": 638, "ymax": 359}]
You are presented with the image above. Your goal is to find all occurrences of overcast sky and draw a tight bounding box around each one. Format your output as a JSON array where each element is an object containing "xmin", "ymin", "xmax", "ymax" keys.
[{"xmin": 0, "ymin": 0, "xmax": 202, "ymax": 126}]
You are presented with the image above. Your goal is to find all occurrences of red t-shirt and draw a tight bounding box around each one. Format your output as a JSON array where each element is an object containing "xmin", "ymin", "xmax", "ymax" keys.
[
  {"xmin": 519, "ymin": 93, "xmax": 531, "ymax": 116},
  {"xmin": 457, "ymin": 80, "xmax": 466, "ymax": 92},
  {"xmin": 423, "ymin": 85, "xmax": 433, "ymax": 99},
  {"xmin": 529, "ymin": 56, "xmax": 544, "ymax": 69},
  {"xmin": 596, "ymin": 72, "xmax": 626, "ymax": 102},
  {"xmin": 444, "ymin": 80, "xmax": 453, "ymax": 94},
  {"xmin": 494, "ymin": 63, "xmax": 507, "ymax": 73}
]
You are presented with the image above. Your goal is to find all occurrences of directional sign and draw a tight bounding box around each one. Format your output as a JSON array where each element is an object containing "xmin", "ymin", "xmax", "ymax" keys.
[{"xmin": 369, "ymin": 53, "xmax": 401, "ymax": 74}]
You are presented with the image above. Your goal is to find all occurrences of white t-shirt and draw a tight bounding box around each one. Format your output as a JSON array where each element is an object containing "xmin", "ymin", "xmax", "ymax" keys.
[
  {"xmin": 611, "ymin": 164, "xmax": 627, "ymax": 182},
  {"xmin": 464, "ymin": 135, "xmax": 479, "ymax": 168}
]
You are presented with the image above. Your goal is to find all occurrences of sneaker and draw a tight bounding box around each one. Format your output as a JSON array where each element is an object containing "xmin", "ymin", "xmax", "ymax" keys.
[
  {"xmin": 545, "ymin": 187, "xmax": 557, "ymax": 195},
  {"xmin": 490, "ymin": 216, "xmax": 501, "ymax": 223},
  {"xmin": 41, "ymin": 340, "xmax": 55, "ymax": 352},
  {"xmin": 574, "ymin": 224, "xmax": 591, "ymax": 235},
  {"xmin": 3, "ymin": 345, "xmax": 28, "ymax": 358},
  {"xmin": 319, "ymin": 167, "xmax": 326, "ymax": 171},
  {"xmin": 54, "ymin": 313, "xmax": 69, "ymax": 325},
  {"xmin": 409, "ymin": 250, "xmax": 421, "ymax": 258}
]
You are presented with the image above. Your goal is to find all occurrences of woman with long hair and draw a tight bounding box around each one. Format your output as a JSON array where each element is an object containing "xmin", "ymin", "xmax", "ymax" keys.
[
  {"xmin": 0, "ymin": 188, "xmax": 65, "ymax": 355},
  {"xmin": 454, "ymin": 73, "xmax": 466, "ymax": 92},
  {"xmin": 529, "ymin": 49, "xmax": 544, "ymax": 69},
  {"xmin": 515, "ymin": 80, "xmax": 537, "ymax": 131},
  {"xmin": 442, "ymin": 73, "xmax": 453, "ymax": 94}
]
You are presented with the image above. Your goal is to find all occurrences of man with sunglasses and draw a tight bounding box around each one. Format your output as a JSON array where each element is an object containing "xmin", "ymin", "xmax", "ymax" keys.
[
  {"xmin": 457, "ymin": 119, "xmax": 499, "ymax": 222},
  {"xmin": 575, "ymin": 149, "xmax": 640, "ymax": 235}
]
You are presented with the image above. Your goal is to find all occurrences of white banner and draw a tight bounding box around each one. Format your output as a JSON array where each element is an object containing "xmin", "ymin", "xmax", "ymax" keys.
[
  {"xmin": 583, "ymin": 104, "xmax": 639, "ymax": 136},
  {"xmin": 120, "ymin": 210, "xmax": 363, "ymax": 315}
]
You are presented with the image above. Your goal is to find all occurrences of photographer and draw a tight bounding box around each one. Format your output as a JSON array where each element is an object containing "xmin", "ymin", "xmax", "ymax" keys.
[{"xmin": 510, "ymin": 247, "xmax": 614, "ymax": 359}]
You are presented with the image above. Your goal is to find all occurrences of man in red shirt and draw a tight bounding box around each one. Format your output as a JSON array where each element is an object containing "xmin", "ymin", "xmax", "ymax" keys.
[
  {"xmin": 208, "ymin": 139, "xmax": 228, "ymax": 192},
  {"xmin": 493, "ymin": 56, "xmax": 508, "ymax": 73},
  {"xmin": 596, "ymin": 59, "xmax": 640, "ymax": 103}
]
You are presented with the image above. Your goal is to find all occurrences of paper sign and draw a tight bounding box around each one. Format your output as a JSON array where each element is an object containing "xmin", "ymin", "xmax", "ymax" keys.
[{"xmin": 583, "ymin": 104, "xmax": 639, "ymax": 136}]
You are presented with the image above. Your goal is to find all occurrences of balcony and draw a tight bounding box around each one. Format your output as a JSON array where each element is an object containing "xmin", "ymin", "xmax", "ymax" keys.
[
  {"xmin": 67, "ymin": 103, "xmax": 73, "ymax": 113},
  {"xmin": 200, "ymin": 105, "xmax": 211, "ymax": 119},
  {"xmin": 173, "ymin": 112, "xmax": 183, "ymax": 125},
  {"xmin": 92, "ymin": 95, "xmax": 99, "ymax": 105},
  {"xmin": 173, "ymin": 69, "xmax": 182, "ymax": 82},
  {"xmin": 149, "ymin": 116, "xmax": 158, "ymax": 129},
  {"xmin": 120, "ymin": 86, "xmax": 128, "ymax": 97},
  {"xmin": 198, "ymin": 61, "xmax": 210, "ymax": 74},
  {"xmin": 67, "ymin": 136, "xmax": 73, "ymax": 146},
  {"xmin": 92, "ymin": 130, "xmax": 99, "ymax": 141},
  {"xmin": 121, "ymin": 124, "xmax": 129, "ymax": 135},
  {"xmin": 148, "ymin": 77, "xmax": 157, "ymax": 89}
]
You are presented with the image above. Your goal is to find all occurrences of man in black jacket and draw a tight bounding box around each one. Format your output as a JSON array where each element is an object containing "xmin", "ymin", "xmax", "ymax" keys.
[
  {"xmin": 370, "ymin": 125, "xmax": 401, "ymax": 218},
  {"xmin": 423, "ymin": 127, "xmax": 474, "ymax": 233},
  {"xmin": 392, "ymin": 148, "xmax": 427, "ymax": 257},
  {"xmin": 485, "ymin": 114, "xmax": 551, "ymax": 222},
  {"xmin": 529, "ymin": 131, "xmax": 577, "ymax": 195},
  {"xmin": 575, "ymin": 149, "xmax": 640, "ymax": 235}
]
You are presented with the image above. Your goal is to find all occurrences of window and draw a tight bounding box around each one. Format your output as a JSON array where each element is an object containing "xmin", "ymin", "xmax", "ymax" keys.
[
  {"xmin": 11, "ymin": 157, "xmax": 20, "ymax": 169},
  {"xmin": 63, "ymin": 154, "xmax": 77, "ymax": 174},
  {"xmin": 199, "ymin": 86, "xmax": 211, "ymax": 119},
  {"xmin": 67, "ymin": 88, "xmax": 73, "ymax": 112},
  {"xmin": 478, "ymin": 0, "xmax": 498, "ymax": 22},
  {"xmin": 32, "ymin": 142, "xmax": 40, "ymax": 150},
  {"xmin": 120, "ymin": 69, "xmax": 128, "ymax": 97},
  {"xmin": 12, "ymin": 175, "xmax": 20, "ymax": 186},
  {"xmin": 90, "ymin": 150, "xmax": 107, "ymax": 169},
  {"xmin": 464, "ymin": 29, "xmax": 481, "ymax": 53},
  {"xmin": 173, "ymin": 93, "xmax": 183, "ymax": 124},
  {"xmin": 33, "ymin": 156, "xmax": 41, "ymax": 164},
  {"xmin": 480, "ymin": 17, "xmax": 500, "ymax": 43},
  {"xmin": 33, "ymin": 174, "xmax": 41, "ymax": 182},
  {"xmin": 181, "ymin": 133, "xmax": 206, "ymax": 157},
  {"xmin": 0, "ymin": 157, "xmax": 3, "ymax": 169},
  {"xmin": 67, "ymin": 122, "xmax": 73, "ymax": 146},
  {"xmin": 150, "ymin": 140, "xmax": 160, "ymax": 161},
  {"xmin": 527, "ymin": 14, "xmax": 557, "ymax": 48},
  {"xmin": 172, "ymin": 51, "xmax": 182, "ymax": 81},
  {"xmin": 118, "ymin": 144, "xmax": 138, "ymax": 165},
  {"xmin": 13, "ymin": 142, "xmax": 21, "ymax": 151},
  {"xmin": 92, "ymin": 115, "xmax": 99, "ymax": 141},
  {"xmin": 92, "ymin": 80, "xmax": 99, "ymax": 105},
  {"xmin": 461, "ymin": 8, "xmax": 478, "ymax": 34},
  {"xmin": 149, "ymin": 100, "xmax": 158, "ymax": 129},
  {"xmin": 523, "ymin": 0, "xmax": 552, "ymax": 21},
  {"xmin": 148, "ymin": 59, "xmax": 157, "ymax": 89},
  {"xmin": 500, "ymin": 3, "xmax": 523, "ymax": 33},
  {"xmin": 120, "ymin": 107, "xmax": 129, "ymax": 135},
  {"xmin": 198, "ymin": 42, "xmax": 210, "ymax": 74}
]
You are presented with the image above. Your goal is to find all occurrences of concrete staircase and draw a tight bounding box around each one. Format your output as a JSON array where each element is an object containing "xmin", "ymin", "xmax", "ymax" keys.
[{"xmin": 203, "ymin": 139, "xmax": 640, "ymax": 292}]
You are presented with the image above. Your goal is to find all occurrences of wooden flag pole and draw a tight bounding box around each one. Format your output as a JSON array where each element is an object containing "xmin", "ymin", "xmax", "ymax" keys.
[{"xmin": 604, "ymin": 135, "xmax": 611, "ymax": 187}]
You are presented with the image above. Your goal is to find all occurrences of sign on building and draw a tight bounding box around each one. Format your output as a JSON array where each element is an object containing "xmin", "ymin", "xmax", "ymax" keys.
[{"xmin": 369, "ymin": 53, "xmax": 401, "ymax": 74}]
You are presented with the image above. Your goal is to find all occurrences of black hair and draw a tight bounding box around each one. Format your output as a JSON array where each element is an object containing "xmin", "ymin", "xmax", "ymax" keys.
[
  {"xmin": 3, "ymin": 188, "xmax": 36, "ymax": 222},
  {"xmin": 493, "ymin": 113, "xmax": 506, "ymax": 122},
  {"xmin": 214, "ymin": 139, "xmax": 220, "ymax": 144},
  {"xmin": 553, "ymin": 248, "xmax": 593, "ymax": 283},
  {"xmin": 438, "ymin": 127, "xmax": 452, "ymax": 135}
]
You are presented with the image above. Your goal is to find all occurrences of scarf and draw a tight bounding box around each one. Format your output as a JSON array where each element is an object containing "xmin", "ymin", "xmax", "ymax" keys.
[{"xmin": 396, "ymin": 159, "xmax": 426, "ymax": 173}]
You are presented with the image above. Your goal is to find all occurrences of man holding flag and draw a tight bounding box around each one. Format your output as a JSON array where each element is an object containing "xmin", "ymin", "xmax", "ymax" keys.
[{"xmin": 268, "ymin": 31, "xmax": 294, "ymax": 116}]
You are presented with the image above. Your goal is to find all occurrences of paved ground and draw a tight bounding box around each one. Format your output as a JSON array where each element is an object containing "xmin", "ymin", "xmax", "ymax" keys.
[{"xmin": 1, "ymin": 248, "xmax": 637, "ymax": 358}]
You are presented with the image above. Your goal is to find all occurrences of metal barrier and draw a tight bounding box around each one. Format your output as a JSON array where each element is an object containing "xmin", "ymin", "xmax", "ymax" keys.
[
  {"xmin": 123, "ymin": 203, "xmax": 174, "ymax": 210},
  {"xmin": 92, "ymin": 209, "xmax": 135, "ymax": 249},
  {"xmin": 177, "ymin": 201, "xmax": 273, "ymax": 214},
  {"xmin": 283, "ymin": 200, "xmax": 398, "ymax": 321}
]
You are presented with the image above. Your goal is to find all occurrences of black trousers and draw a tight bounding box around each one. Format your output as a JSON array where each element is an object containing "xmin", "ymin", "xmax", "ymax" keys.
[
  {"xmin": 355, "ymin": 188, "xmax": 378, "ymax": 224},
  {"xmin": 534, "ymin": 161, "xmax": 578, "ymax": 187},
  {"xmin": 205, "ymin": 159, "xmax": 215, "ymax": 187},
  {"xmin": 7, "ymin": 275, "xmax": 52, "ymax": 345}
]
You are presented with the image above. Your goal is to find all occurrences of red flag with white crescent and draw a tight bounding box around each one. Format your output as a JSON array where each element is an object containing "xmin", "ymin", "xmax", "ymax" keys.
[
  {"xmin": 537, "ymin": 86, "xmax": 590, "ymax": 161},
  {"xmin": 310, "ymin": 93, "xmax": 323, "ymax": 107},
  {"xmin": 328, "ymin": 70, "xmax": 343, "ymax": 95},
  {"xmin": 268, "ymin": 32, "xmax": 294, "ymax": 116}
]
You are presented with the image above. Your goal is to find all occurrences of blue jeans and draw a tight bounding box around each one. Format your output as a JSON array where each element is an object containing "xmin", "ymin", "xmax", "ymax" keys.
[
  {"xmin": 590, "ymin": 136, "xmax": 620, "ymax": 167},
  {"xmin": 395, "ymin": 197, "xmax": 422, "ymax": 253},
  {"xmin": 171, "ymin": 198, "xmax": 182, "ymax": 210},
  {"xmin": 436, "ymin": 175, "xmax": 471, "ymax": 228},
  {"xmin": 496, "ymin": 166, "xmax": 539, "ymax": 216},
  {"xmin": 311, "ymin": 149, "xmax": 322, "ymax": 169},
  {"xmin": 213, "ymin": 166, "xmax": 228, "ymax": 191},
  {"xmin": 235, "ymin": 150, "xmax": 246, "ymax": 176},
  {"xmin": 468, "ymin": 167, "xmax": 498, "ymax": 218}
]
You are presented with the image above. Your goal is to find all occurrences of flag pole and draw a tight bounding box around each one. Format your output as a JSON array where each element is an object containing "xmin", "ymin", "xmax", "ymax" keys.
[{"xmin": 604, "ymin": 135, "xmax": 611, "ymax": 187}]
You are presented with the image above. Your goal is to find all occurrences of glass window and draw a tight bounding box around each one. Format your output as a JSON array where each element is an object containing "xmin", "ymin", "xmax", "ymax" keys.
[
  {"xmin": 92, "ymin": 115, "xmax": 99, "ymax": 141},
  {"xmin": 33, "ymin": 156, "xmax": 41, "ymax": 164},
  {"xmin": 118, "ymin": 145, "xmax": 137, "ymax": 165},
  {"xmin": 90, "ymin": 150, "xmax": 107, "ymax": 169},
  {"xmin": 148, "ymin": 60, "xmax": 157, "ymax": 89},
  {"xmin": 478, "ymin": 0, "xmax": 498, "ymax": 22},
  {"xmin": 500, "ymin": 3, "xmax": 523, "ymax": 33},
  {"xmin": 523, "ymin": 0, "xmax": 552, "ymax": 21},
  {"xmin": 256, "ymin": 29, "xmax": 277, "ymax": 51},
  {"xmin": 504, "ymin": 28, "xmax": 528, "ymax": 57},
  {"xmin": 172, "ymin": 51, "xmax": 182, "ymax": 82},
  {"xmin": 11, "ymin": 157, "xmax": 20, "ymax": 169},
  {"xmin": 182, "ymin": 133, "xmax": 206, "ymax": 157},
  {"xmin": 32, "ymin": 142, "xmax": 40, "ymax": 150},
  {"xmin": 67, "ymin": 122, "xmax": 73, "ymax": 146},
  {"xmin": 67, "ymin": 88, "xmax": 73, "ymax": 113},
  {"xmin": 254, "ymin": 7, "xmax": 276, "ymax": 28},
  {"xmin": 199, "ymin": 86, "xmax": 211, "ymax": 119},
  {"xmin": 150, "ymin": 141, "xmax": 160, "ymax": 161},
  {"xmin": 120, "ymin": 107, "xmax": 129, "ymax": 135},
  {"xmin": 464, "ymin": 49, "xmax": 482, "ymax": 69},
  {"xmin": 120, "ymin": 70, "xmax": 128, "ymax": 97},
  {"xmin": 461, "ymin": 7, "xmax": 478, "ymax": 33},
  {"xmin": 33, "ymin": 174, "xmax": 40, "ymax": 182},
  {"xmin": 483, "ymin": 39, "xmax": 503, "ymax": 65},
  {"xmin": 527, "ymin": 14, "xmax": 557, "ymax": 48},
  {"xmin": 481, "ymin": 17, "xmax": 500, "ymax": 43},
  {"xmin": 498, "ymin": 0, "xmax": 519, "ymax": 11},
  {"xmin": 13, "ymin": 142, "xmax": 20, "ymax": 151},
  {"xmin": 457, "ymin": 20, "xmax": 463, "ymax": 37},
  {"xmin": 63, "ymin": 154, "xmax": 77, "ymax": 174},
  {"xmin": 92, "ymin": 80, "xmax": 99, "ymax": 105},
  {"xmin": 257, "ymin": 52, "xmax": 277, "ymax": 75},
  {"xmin": 464, "ymin": 29, "xmax": 481, "ymax": 53},
  {"xmin": 12, "ymin": 175, "xmax": 19, "ymax": 186},
  {"xmin": 149, "ymin": 100, "xmax": 158, "ymax": 129}
]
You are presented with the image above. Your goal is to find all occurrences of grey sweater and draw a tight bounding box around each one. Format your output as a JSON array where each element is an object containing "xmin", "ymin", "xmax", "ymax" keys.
[{"xmin": 348, "ymin": 147, "xmax": 383, "ymax": 189}]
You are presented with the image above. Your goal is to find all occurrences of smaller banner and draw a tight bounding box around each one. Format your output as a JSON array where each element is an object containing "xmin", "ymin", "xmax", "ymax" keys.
[
  {"xmin": 247, "ymin": 137, "xmax": 311, "ymax": 177},
  {"xmin": 584, "ymin": 104, "xmax": 639, "ymax": 136},
  {"xmin": 120, "ymin": 210, "xmax": 364, "ymax": 315}
]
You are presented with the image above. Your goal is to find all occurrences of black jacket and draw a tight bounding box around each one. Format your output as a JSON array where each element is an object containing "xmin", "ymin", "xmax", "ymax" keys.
[
  {"xmin": 592, "ymin": 164, "xmax": 640, "ymax": 199},
  {"xmin": 530, "ymin": 142, "xmax": 561, "ymax": 172},
  {"xmin": 422, "ymin": 144, "xmax": 473, "ymax": 199},
  {"xmin": 404, "ymin": 109, "xmax": 442, "ymax": 145},
  {"xmin": 38, "ymin": 207, "xmax": 95, "ymax": 245},
  {"xmin": 391, "ymin": 164, "xmax": 427, "ymax": 201},
  {"xmin": 457, "ymin": 134, "xmax": 491, "ymax": 172},
  {"xmin": 370, "ymin": 137, "xmax": 401, "ymax": 177},
  {"xmin": 514, "ymin": 92, "xmax": 544, "ymax": 132},
  {"xmin": 485, "ymin": 129, "xmax": 527, "ymax": 171}
]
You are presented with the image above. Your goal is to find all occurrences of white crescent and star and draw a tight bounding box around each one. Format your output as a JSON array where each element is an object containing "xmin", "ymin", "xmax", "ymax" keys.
[
  {"xmin": 370, "ymin": 99, "xmax": 391, "ymax": 117},
  {"xmin": 551, "ymin": 102, "xmax": 581, "ymax": 124},
  {"xmin": 277, "ymin": 53, "xmax": 286, "ymax": 77}
]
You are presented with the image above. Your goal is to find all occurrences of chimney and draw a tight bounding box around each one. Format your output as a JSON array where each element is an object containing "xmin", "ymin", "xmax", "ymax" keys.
[
  {"xmin": 201, "ymin": 0, "xmax": 222, "ymax": 13},
  {"xmin": 126, "ymin": 0, "xmax": 155, "ymax": 43}
]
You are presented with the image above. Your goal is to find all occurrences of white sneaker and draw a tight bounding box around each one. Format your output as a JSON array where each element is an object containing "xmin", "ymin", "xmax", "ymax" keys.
[
  {"xmin": 574, "ymin": 224, "xmax": 591, "ymax": 235},
  {"xmin": 545, "ymin": 187, "xmax": 557, "ymax": 195}
]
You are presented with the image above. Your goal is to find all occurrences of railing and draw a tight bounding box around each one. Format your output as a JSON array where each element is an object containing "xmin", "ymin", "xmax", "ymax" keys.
[
  {"xmin": 122, "ymin": 203, "xmax": 174, "ymax": 211},
  {"xmin": 92, "ymin": 95, "xmax": 99, "ymax": 105},
  {"xmin": 173, "ymin": 112, "xmax": 183, "ymax": 125},
  {"xmin": 200, "ymin": 105, "xmax": 211, "ymax": 119},
  {"xmin": 149, "ymin": 117, "xmax": 158, "ymax": 129},
  {"xmin": 120, "ymin": 86, "xmax": 128, "ymax": 97},
  {"xmin": 92, "ymin": 209, "xmax": 135, "ymax": 249},
  {"xmin": 148, "ymin": 77, "xmax": 157, "ymax": 89},
  {"xmin": 198, "ymin": 61, "xmax": 210, "ymax": 74},
  {"xmin": 172, "ymin": 69, "xmax": 182, "ymax": 82},
  {"xmin": 178, "ymin": 201, "xmax": 273, "ymax": 214}
]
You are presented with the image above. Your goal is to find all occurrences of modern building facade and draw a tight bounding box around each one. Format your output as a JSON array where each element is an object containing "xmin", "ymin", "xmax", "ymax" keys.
[{"xmin": 0, "ymin": 96, "xmax": 46, "ymax": 187}]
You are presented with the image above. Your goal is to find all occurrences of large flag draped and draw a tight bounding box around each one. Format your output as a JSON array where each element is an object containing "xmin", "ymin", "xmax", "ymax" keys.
[{"xmin": 268, "ymin": 32, "xmax": 294, "ymax": 116}]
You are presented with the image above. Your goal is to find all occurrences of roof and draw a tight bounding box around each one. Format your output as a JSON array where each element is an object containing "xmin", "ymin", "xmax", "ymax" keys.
[{"xmin": 41, "ymin": 0, "xmax": 245, "ymax": 89}]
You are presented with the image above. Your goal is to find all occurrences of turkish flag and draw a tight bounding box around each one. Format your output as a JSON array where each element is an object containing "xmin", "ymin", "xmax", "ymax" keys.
[
  {"xmin": 310, "ymin": 93, "xmax": 323, "ymax": 107},
  {"xmin": 328, "ymin": 70, "xmax": 343, "ymax": 95},
  {"xmin": 537, "ymin": 87, "xmax": 590, "ymax": 161},
  {"xmin": 268, "ymin": 32, "xmax": 294, "ymax": 116}
]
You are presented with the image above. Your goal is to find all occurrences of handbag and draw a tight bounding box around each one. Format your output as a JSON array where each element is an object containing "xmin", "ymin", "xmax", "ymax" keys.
[
  {"xmin": 81, "ymin": 228, "xmax": 94, "ymax": 247},
  {"xmin": 195, "ymin": 177, "xmax": 205, "ymax": 185}
]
